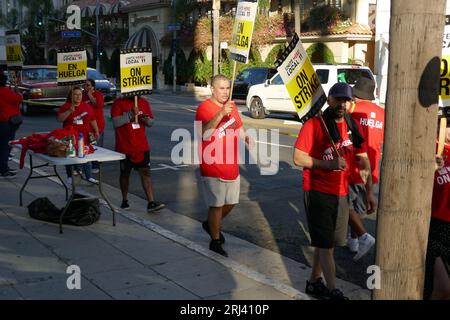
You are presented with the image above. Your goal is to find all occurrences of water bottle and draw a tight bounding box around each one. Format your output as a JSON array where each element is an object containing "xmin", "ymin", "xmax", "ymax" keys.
[
  {"xmin": 77, "ymin": 133, "xmax": 85, "ymax": 158},
  {"xmin": 67, "ymin": 138, "xmax": 76, "ymax": 158}
]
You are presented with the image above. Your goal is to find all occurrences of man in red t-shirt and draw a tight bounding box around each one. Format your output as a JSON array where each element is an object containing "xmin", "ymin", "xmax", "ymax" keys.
[
  {"xmin": 424, "ymin": 113, "xmax": 450, "ymax": 300},
  {"xmin": 294, "ymin": 83, "xmax": 376, "ymax": 300},
  {"xmin": 346, "ymin": 77, "xmax": 384, "ymax": 261},
  {"xmin": 196, "ymin": 74, "xmax": 252, "ymax": 257},
  {"xmin": 83, "ymin": 78, "xmax": 105, "ymax": 173},
  {"xmin": 0, "ymin": 72, "xmax": 23, "ymax": 178},
  {"xmin": 111, "ymin": 95, "xmax": 165, "ymax": 213}
]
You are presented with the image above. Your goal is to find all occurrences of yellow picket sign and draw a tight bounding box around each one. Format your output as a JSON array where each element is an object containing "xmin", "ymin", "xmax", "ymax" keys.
[
  {"xmin": 119, "ymin": 49, "xmax": 153, "ymax": 96},
  {"xmin": 231, "ymin": 19, "xmax": 254, "ymax": 51},
  {"xmin": 6, "ymin": 45, "xmax": 21, "ymax": 63},
  {"xmin": 229, "ymin": 0, "xmax": 258, "ymax": 64},
  {"xmin": 120, "ymin": 65, "xmax": 152, "ymax": 90},
  {"xmin": 57, "ymin": 49, "xmax": 87, "ymax": 86}
]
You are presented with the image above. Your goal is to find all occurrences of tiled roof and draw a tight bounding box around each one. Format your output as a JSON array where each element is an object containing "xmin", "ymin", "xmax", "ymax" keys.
[{"xmin": 301, "ymin": 23, "xmax": 373, "ymax": 37}]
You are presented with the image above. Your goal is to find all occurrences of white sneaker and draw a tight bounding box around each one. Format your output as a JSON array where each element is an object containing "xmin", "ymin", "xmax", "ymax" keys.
[
  {"xmin": 346, "ymin": 237, "xmax": 359, "ymax": 253},
  {"xmin": 353, "ymin": 233, "xmax": 375, "ymax": 261},
  {"xmin": 91, "ymin": 168, "xmax": 100, "ymax": 174},
  {"xmin": 87, "ymin": 177, "xmax": 98, "ymax": 184},
  {"xmin": 67, "ymin": 177, "xmax": 72, "ymax": 186}
]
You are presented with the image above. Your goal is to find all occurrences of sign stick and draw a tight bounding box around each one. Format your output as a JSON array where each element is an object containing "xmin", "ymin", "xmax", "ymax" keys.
[
  {"xmin": 229, "ymin": 60, "xmax": 238, "ymax": 102},
  {"xmin": 438, "ymin": 117, "xmax": 447, "ymax": 156},
  {"xmin": 318, "ymin": 111, "xmax": 342, "ymax": 157},
  {"xmin": 134, "ymin": 95, "xmax": 139, "ymax": 123}
]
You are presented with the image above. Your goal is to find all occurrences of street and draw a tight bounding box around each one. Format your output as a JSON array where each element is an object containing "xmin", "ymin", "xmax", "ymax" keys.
[{"xmin": 14, "ymin": 92, "xmax": 378, "ymax": 289}]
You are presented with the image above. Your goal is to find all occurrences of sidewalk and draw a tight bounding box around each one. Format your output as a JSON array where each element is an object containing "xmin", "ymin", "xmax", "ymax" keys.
[{"xmin": 0, "ymin": 157, "xmax": 370, "ymax": 300}]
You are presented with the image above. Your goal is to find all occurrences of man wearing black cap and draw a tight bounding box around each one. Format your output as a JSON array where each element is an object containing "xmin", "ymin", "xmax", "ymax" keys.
[
  {"xmin": 346, "ymin": 77, "xmax": 384, "ymax": 261},
  {"xmin": 294, "ymin": 82, "xmax": 375, "ymax": 300}
]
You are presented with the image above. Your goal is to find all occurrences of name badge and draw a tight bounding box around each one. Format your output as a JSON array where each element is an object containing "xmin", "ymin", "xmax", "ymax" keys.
[
  {"xmin": 75, "ymin": 119, "xmax": 83, "ymax": 125},
  {"xmin": 132, "ymin": 123, "xmax": 140, "ymax": 129}
]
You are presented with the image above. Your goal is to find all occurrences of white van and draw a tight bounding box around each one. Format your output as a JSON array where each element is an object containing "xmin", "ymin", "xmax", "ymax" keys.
[{"xmin": 246, "ymin": 64, "xmax": 377, "ymax": 119}]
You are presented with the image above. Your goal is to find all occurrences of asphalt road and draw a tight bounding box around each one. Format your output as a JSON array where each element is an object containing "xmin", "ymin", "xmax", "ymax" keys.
[{"xmin": 14, "ymin": 91, "xmax": 378, "ymax": 288}]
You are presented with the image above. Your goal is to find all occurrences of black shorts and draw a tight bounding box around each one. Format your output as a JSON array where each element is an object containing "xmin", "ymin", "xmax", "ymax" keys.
[
  {"xmin": 120, "ymin": 151, "xmax": 150, "ymax": 175},
  {"xmin": 304, "ymin": 190, "xmax": 349, "ymax": 249},
  {"xmin": 423, "ymin": 218, "xmax": 450, "ymax": 299}
]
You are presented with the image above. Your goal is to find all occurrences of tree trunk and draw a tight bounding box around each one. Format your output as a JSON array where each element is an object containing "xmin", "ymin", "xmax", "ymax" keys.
[
  {"xmin": 294, "ymin": 0, "xmax": 301, "ymax": 35},
  {"xmin": 374, "ymin": 0, "xmax": 446, "ymax": 300}
]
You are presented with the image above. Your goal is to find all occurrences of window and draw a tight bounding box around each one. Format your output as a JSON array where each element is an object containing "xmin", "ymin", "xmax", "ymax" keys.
[
  {"xmin": 315, "ymin": 69, "xmax": 329, "ymax": 84},
  {"xmin": 22, "ymin": 68, "xmax": 57, "ymax": 80},
  {"xmin": 337, "ymin": 69, "xmax": 374, "ymax": 85},
  {"xmin": 271, "ymin": 74, "xmax": 284, "ymax": 85}
]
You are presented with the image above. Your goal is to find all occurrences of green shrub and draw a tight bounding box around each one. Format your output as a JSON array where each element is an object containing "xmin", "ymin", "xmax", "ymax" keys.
[
  {"xmin": 306, "ymin": 43, "xmax": 335, "ymax": 64},
  {"xmin": 264, "ymin": 44, "xmax": 284, "ymax": 67}
]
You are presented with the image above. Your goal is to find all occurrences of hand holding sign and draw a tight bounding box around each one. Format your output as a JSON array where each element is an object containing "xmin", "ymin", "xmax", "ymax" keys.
[{"xmin": 221, "ymin": 102, "xmax": 233, "ymax": 117}]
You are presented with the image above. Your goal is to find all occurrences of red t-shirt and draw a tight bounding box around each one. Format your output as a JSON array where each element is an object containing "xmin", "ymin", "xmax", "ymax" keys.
[
  {"xmin": 83, "ymin": 90, "xmax": 105, "ymax": 133},
  {"xmin": 295, "ymin": 117, "xmax": 364, "ymax": 196},
  {"xmin": 0, "ymin": 87, "xmax": 23, "ymax": 122},
  {"xmin": 195, "ymin": 99, "xmax": 243, "ymax": 180},
  {"xmin": 57, "ymin": 101, "xmax": 95, "ymax": 144},
  {"xmin": 349, "ymin": 101, "xmax": 385, "ymax": 184},
  {"xmin": 431, "ymin": 143, "xmax": 450, "ymax": 222},
  {"xmin": 110, "ymin": 97, "xmax": 153, "ymax": 163}
]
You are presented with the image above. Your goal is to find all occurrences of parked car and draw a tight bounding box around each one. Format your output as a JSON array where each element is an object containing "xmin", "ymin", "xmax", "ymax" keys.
[
  {"xmin": 16, "ymin": 65, "xmax": 117, "ymax": 114},
  {"xmin": 246, "ymin": 64, "xmax": 377, "ymax": 119},
  {"xmin": 232, "ymin": 67, "xmax": 277, "ymax": 100}
]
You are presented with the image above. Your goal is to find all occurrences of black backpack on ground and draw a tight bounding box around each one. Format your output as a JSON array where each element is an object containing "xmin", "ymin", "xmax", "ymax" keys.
[{"xmin": 28, "ymin": 195, "xmax": 101, "ymax": 226}]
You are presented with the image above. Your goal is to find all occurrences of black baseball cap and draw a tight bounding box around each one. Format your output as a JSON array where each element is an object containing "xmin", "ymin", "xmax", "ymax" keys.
[{"xmin": 329, "ymin": 82, "xmax": 353, "ymax": 100}]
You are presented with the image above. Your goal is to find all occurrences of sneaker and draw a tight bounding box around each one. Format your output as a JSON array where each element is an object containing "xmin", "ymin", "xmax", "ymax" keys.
[
  {"xmin": 147, "ymin": 201, "xmax": 165, "ymax": 213},
  {"xmin": 72, "ymin": 170, "xmax": 79, "ymax": 176},
  {"xmin": 346, "ymin": 237, "xmax": 359, "ymax": 253},
  {"xmin": 8, "ymin": 156, "xmax": 13, "ymax": 161},
  {"xmin": 353, "ymin": 233, "xmax": 376, "ymax": 261},
  {"xmin": 120, "ymin": 200, "xmax": 130, "ymax": 210},
  {"xmin": 0, "ymin": 171, "xmax": 16, "ymax": 179},
  {"xmin": 305, "ymin": 277, "xmax": 330, "ymax": 299},
  {"xmin": 328, "ymin": 288, "xmax": 349, "ymax": 300},
  {"xmin": 87, "ymin": 177, "xmax": 98, "ymax": 184},
  {"xmin": 202, "ymin": 220, "xmax": 225, "ymax": 244},
  {"xmin": 66, "ymin": 177, "xmax": 73, "ymax": 185},
  {"xmin": 91, "ymin": 168, "xmax": 100, "ymax": 174},
  {"xmin": 7, "ymin": 167, "xmax": 17, "ymax": 174},
  {"xmin": 209, "ymin": 239, "xmax": 228, "ymax": 257}
]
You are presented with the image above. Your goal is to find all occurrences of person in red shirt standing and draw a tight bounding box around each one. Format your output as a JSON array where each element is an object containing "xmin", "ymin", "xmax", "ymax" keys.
[
  {"xmin": 0, "ymin": 72, "xmax": 23, "ymax": 178},
  {"xmin": 83, "ymin": 79, "xmax": 105, "ymax": 173},
  {"xmin": 346, "ymin": 78, "xmax": 384, "ymax": 261},
  {"xmin": 424, "ymin": 112, "xmax": 450, "ymax": 300},
  {"xmin": 294, "ymin": 83, "xmax": 376, "ymax": 300},
  {"xmin": 57, "ymin": 86, "xmax": 99, "ymax": 185},
  {"xmin": 196, "ymin": 74, "xmax": 252, "ymax": 257},
  {"xmin": 111, "ymin": 95, "xmax": 165, "ymax": 213}
]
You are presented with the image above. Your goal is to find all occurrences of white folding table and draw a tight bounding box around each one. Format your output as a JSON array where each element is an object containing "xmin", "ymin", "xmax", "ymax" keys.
[{"xmin": 13, "ymin": 145, "xmax": 125, "ymax": 233}]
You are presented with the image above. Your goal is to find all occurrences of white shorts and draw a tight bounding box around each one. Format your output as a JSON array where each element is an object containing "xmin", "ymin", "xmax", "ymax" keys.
[{"xmin": 201, "ymin": 176, "xmax": 240, "ymax": 208}]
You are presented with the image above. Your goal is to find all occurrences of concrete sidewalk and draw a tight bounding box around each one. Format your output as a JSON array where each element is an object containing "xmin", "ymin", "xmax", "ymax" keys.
[{"xmin": 0, "ymin": 157, "xmax": 370, "ymax": 300}]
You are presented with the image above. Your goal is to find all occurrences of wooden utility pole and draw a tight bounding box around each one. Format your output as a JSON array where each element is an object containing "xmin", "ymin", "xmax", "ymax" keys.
[
  {"xmin": 374, "ymin": 0, "xmax": 446, "ymax": 300},
  {"xmin": 294, "ymin": 0, "xmax": 301, "ymax": 35},
  {"xmin": 212, "ymin": 0, "xmax": 220, "ymax": 76}
]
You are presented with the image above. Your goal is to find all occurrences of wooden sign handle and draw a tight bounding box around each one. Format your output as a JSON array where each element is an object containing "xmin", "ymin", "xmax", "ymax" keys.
[
  {"xmin": 438, "ymin": 117, "xmax": 447, "ymax": 156},
  {"xmin": 134, "ymin": 95, "xmax": 139, "ymax": 123}
]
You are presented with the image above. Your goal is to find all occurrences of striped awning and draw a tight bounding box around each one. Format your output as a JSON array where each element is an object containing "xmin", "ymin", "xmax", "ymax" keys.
[
  {"xmin": 93, "ymin": 3, "xmax": 111, "ymax": 16},
  {"xmin": 125, "ymin": 26, "xmax": 157, "ymax": 51}
]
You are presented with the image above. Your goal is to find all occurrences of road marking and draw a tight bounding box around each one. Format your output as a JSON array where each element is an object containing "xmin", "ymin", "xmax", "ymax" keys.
[
  {"xmin": 283, "ymin": 120, "xmax": 302, "ymax": 126},
  {"xmin": 182, "ymin": 107, "xmax": 196, "ymax": 113},
  {"xmin": 256, "ymin": 140, "xmax": 293, "ymax": 149},
  {"xmin": 151, "ymin": 164, "xmax": 189, "ymax": 171}
]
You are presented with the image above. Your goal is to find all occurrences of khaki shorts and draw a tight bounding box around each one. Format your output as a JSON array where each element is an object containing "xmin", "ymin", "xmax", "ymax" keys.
[{"xmin": 201, "ymin": 176, "xmax": 240, "ymax": 208}]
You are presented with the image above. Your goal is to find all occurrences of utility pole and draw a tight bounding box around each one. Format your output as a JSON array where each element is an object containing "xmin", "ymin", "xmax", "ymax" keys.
[
  {"xmin": 95, "ymin": 0, "xmax": 100, "ymax": 71},
  {"xmin": 212, "ymin": 0, "xmax": 220, "ymax": 76},
  {"xmin": 373, "ymin": 0, "xmax": 446, "ymax": 300},
  {"xmin": 294, "ymin": 0, "xmax": 301, "ymax": 35}
]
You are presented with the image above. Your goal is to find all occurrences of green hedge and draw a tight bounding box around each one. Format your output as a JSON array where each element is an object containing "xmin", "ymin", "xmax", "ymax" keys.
[
  {"xmin": 306, "ymin": 43, "xmax": 335, "ymax": 64},
  {"xmin": 163, "ymin": 47, "xmax": 189, "ymax": 85}
]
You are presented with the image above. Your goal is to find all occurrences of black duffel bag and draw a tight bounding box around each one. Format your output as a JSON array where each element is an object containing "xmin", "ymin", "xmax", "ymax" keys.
[{"xmin": 28, "ymin": 195, "xmax": 100, "ymax": 226}]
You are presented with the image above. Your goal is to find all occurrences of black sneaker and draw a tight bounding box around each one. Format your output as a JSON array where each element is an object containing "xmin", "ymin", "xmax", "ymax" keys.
[
  {"xmin": 202, "ymin": 220, "xmax": 225, "ymax": 244},
  {"xmin": 209, "ymin": 239, "xmax": 228, "ymax": 257},
  {"xmin": 120, "ymin": 200, "xmax": 130, "ymax": 210},
  {"xmin": 0, "ymin": 171, "xmax": 17, "ymax": 179},
  {"xmin": 305, "ymin": 277, "xmax": 330, "ymax": 299},
  {"xmin": 147, "ymin": 201, "xmax": 165, "ymax": 213},
  {"xmin": 328, "ymin": 288, "xmax": 350, "ymax": 300}
]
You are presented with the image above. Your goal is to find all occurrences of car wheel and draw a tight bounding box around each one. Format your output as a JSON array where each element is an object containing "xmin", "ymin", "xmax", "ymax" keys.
[{"xmin": 250, "ymin": 97, "xmax": 266, "ymax": 119}]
